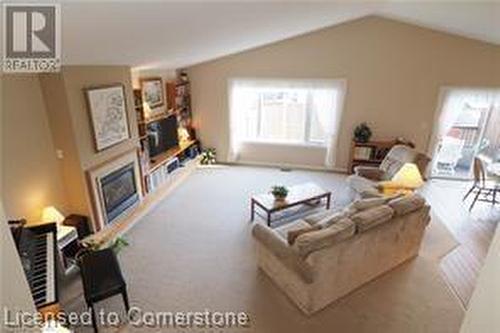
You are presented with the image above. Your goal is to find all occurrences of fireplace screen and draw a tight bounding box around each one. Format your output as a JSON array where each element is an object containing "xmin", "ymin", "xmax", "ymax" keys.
[{"xmin": 100, "ymin": 163, "xmax": 139, "ymax": 224}]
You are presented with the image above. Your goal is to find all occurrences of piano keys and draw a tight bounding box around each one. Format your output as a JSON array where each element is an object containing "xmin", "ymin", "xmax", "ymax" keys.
[{"xmin": 13, "ymin": 222, "xmax": 59, "ymax": 310}]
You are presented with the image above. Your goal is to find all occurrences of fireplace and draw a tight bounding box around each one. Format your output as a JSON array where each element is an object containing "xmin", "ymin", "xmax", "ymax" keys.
[
  {"xmin": 100, "ymin": 163, "xmax": 139, "ymax": 224},
  {"xmin": 87, "ymin": 150, "xmax": 142, "ymax": 231}
]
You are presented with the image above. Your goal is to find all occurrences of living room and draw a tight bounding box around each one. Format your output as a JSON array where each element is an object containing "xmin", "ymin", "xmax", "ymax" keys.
[{"xmin": 1, "ymin": 2, "xmax": 499, "ymax": 333}]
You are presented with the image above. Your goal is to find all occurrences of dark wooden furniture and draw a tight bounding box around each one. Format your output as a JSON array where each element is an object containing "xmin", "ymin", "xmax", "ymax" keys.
[
  {"xmin": 166, "ymin": 75, "xmax": 192, "ymax": 129},
  {"xmin": 251, "ymin": 182, "xmax": 331, "ymax": 227},
  {"xmin": 348, "ymin": 140, "xmax": 396, "ymax": 174},
  {"xmin": 63, "ymin": 214, "xmax": 91, "ymax": 239},
  {"xmin": 79, "ymin": 248, "xmax": 129, "ymax": 333}
]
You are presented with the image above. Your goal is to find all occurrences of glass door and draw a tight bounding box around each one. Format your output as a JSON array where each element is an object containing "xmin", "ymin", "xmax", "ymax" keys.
[{"xmin": 432, "ymin": 99, "xmax": 492, "ymax": 180}]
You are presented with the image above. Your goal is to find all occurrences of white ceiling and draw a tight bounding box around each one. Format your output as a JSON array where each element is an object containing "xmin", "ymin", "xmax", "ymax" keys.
[{"xmin": 57, "ymin": 2, "xmax": 500, "ymax": 70}]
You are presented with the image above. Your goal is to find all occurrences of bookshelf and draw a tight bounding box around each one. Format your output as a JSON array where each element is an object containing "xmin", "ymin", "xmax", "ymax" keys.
[
  {"xmin": 348, "ymin": 140, "xmax": 396, "ymax": 174},
  {"xmin": 133, "ymin": 71, "xmax": 199, "ymax": 196}
]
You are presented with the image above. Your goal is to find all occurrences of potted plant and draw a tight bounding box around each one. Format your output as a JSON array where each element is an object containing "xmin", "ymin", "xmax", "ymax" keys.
[
  {"xmin": 76, "ymin": 236, "xmax": 129, "ymax": 262},
  {"xmin": 353, "ymin": 122, "xmax": 372, "ymax": 143},
  {"xmin": 271, "ymin": 185, "xmax": 289, "ymax": 201},
  {"xmin": 200, "ymin": 148, "xmax": 216, "ymax": 165}
]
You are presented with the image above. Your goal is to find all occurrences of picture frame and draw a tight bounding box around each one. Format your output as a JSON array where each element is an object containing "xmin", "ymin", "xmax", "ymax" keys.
[
  {"xmin": 141, "ymin": 77, "xmax": 164, "ymax": 109},
  {"xmin": 85, "ymin": 84, "xmax": 131, "ymax": 152}
]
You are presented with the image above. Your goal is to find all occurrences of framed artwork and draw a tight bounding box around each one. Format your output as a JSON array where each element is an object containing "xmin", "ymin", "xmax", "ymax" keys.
[
  {"xmin": 85, "ymin": 84, "xmax": 130, "ymax": 151},
  {"xmin": 141, "ymin": 77, "xmax": 164, "ymax": 109}
]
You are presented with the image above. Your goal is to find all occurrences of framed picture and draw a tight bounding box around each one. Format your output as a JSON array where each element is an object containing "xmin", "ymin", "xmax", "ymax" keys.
[
  {"xmin": 85, "ymin": 84, "xmax": 130, "ymax": 151},
  {"xmin": 141, "ymin": 77, "xmax": 164, "ymax": 109}
]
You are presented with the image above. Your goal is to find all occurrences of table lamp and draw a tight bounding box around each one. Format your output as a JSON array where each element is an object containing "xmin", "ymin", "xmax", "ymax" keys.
[
  {"xmin": 41, "ymin": 206, "xmax": 65, "ymax": 224},
  {"xmin": 392, "ymin": 163, "xmax": 424, "ymax": 190}
]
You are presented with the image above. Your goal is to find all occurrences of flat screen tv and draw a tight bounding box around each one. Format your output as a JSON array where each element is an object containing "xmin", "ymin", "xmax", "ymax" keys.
[{"xmin": 147, "ymin": 114, "xmax": 179, "ymax": 158}]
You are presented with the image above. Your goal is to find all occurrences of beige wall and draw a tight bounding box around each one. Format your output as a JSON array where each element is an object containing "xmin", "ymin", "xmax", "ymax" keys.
[
  {"xmin": 2, "ymin": 66, "xmax": 139, "ymax": 229},
  {"xmin": 187, "ymin": 16, "xmax": 500, "ymax": 170},
  {"xmin": 39, "ymin": 66, "xmax": 139, "ymax": 230},
  {"xmin": 60, "ymin": 66, "xmax": 139, "ymax": 170},
  {"xmin": 2, "ymin": 75, "xmax": 68, "ymax": 223}
]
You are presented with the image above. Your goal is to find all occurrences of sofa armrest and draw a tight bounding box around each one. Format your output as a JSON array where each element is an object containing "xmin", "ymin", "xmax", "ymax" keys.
[
  {"xmin": 252, "ymin": 223, "xmax": 293, "ymax": 258},
  {"xmin": 354, "ymin": 166, "xmax": 385, "ymax": 181},
  {"xmin": 252, "ymin": 224, "xmax": 314, "ymax": 283}
]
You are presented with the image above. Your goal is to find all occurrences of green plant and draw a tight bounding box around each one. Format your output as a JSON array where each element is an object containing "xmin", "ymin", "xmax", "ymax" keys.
[
  {"xmin": 109, "ymin": 236, "xmax": 129, "ymax": 253},
  {"xmin": 200, "ymin": 148, "xmax": 216, "ymax": 165},
  {"xmin": 353, "ymin": 122, "xmax": 372, "ymax": 143},
  {"xmin": 271, "ymin": 185, "xmax": 289, "ymax": 200},
  {"xmin": 80, "ymin": 236, "xmax": 129, "ymax": 258}
]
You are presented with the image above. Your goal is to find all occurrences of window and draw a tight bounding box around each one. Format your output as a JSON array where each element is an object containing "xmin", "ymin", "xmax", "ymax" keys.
[
  {"xmin": 229, "ymin": 79, "xmax": 346, "ymax": 166},
  {"xmin": 230, "ymin": 80, "xmax": 343, "ymax": 145}
]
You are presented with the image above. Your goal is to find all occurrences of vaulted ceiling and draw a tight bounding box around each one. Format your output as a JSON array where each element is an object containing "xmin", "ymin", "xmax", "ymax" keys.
[{"xmin": 59, "ymin": 2, "xmax": 499, "ymax": 70}]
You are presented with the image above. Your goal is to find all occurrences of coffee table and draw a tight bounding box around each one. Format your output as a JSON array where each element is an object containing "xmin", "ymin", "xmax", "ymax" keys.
[{"xmin": 251, "ymin": 182, "xmax": 332, "ymax": 227}]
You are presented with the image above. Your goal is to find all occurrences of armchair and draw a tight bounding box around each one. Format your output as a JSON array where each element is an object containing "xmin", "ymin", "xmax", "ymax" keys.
[{"xmin": 348, "ymin": 145, "xmax": 430, "ymax": 197}]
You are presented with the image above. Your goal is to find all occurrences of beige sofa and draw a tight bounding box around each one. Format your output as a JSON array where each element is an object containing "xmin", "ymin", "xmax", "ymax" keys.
[
  {"xmin": 347, "ymin": 145, "xmax": 430, "ymax": 198},
  {"xmin": 252, "ymin": 194, "xmax": 430, "ymax": 315}
]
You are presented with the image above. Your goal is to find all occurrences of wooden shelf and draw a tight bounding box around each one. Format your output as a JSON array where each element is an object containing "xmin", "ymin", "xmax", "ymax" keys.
[
  {"xmin": 349, "ymin": 140, "xmax": 396, "ymax": 173},
  {"xmin": 149, "ymin": 140, "xmax": 197, "ymax": 172},
  {"xmin": 138, "ymin": 112, "xmax": 171, "ymax": 125}
]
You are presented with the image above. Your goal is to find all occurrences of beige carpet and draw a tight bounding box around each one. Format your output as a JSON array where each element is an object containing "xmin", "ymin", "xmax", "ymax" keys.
[{"xmin": 61, "ymin": 165, "xmax": 464, "ymax": 332}]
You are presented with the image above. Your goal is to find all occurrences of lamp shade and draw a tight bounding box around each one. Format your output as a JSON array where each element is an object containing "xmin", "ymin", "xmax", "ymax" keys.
[
  {"xmin": 41, "ymin": 206, "xmax": 65, "ymax": 224},
  {"xmin": 392, "ymin": 163, "xmax": 424, "ymax": 189}
]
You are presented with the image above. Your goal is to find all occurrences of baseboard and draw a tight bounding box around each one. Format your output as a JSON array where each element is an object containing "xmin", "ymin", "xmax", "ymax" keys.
[{"xmin": 221, "ymin": 160, "xmax": 348, "ymax": 174}]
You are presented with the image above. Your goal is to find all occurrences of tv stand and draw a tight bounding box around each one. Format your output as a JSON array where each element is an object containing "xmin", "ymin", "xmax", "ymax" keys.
[{"xmin": 149, "ymin": 139, "xmax": 198, "ymax": 172}]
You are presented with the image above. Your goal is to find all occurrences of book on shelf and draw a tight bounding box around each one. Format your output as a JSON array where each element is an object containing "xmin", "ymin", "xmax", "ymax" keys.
[{"xmin": 353, "ymin": 146, "xmax": 373, "ymax": 160}]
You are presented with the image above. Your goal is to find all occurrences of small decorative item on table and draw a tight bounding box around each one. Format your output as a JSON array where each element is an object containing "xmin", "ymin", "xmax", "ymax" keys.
[
  {"xmin": 271, "ymin": 185, "xmax": 289, "ymax": 202},
  {"xmin": 353, "ymin": 122, "xmax": 372, "ymax": 143}
]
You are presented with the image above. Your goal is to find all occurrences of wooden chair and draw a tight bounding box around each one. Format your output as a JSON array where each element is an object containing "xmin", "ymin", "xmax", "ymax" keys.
[{"xmin": 463, "ymin": 157, "xmax": 499, "ymax": 210}]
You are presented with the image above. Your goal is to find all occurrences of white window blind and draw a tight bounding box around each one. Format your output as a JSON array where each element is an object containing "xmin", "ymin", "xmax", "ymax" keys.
[{"xmin": 228, "ymin": 78, "xmax": 346, "ymax": 167}]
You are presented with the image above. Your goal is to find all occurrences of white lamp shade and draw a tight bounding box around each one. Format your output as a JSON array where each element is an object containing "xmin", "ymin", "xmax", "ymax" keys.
[
  {"xmin": 392, "ymin": 163, "xmax": 424, "ymax": 189},
  {"xmin": 41, "ymin": 206, "xmax": 65, "ymax": 224}
]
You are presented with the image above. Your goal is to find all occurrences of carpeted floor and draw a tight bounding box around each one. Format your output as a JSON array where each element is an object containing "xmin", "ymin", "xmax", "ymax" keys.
[{"xmin": 61, "ymin": 165, "xmax": 464, "ymax": 332}]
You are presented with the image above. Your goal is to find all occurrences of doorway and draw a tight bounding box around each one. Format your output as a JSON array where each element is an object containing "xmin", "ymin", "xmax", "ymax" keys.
[{"xmin": 430, "ymin": 89, "xmax": 499, "ymax": 180}]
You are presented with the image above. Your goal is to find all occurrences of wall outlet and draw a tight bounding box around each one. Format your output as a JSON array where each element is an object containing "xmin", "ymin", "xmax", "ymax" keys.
[{"xmin": 56, "ymin": 149, "xmax": 64, "ymax": 159}]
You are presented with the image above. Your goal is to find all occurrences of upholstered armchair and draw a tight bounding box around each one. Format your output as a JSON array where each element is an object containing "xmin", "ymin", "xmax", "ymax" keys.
[{"xmin": 348, "ymin": 145, "xmax": 430, "ymax": 197}]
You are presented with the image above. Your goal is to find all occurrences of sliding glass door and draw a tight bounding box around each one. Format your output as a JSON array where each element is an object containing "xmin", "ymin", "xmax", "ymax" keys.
[{"xmin": 430, "ymin": 89, "xmax": 500, "ymax": 180}]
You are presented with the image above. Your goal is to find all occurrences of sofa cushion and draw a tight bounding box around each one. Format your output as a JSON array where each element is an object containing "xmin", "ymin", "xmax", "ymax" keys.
[
  {"xmin": 303, "ymin": 211, "xmax": 333, "ymax": 225},
  {"xmin": 350, "ymin": 205, "xmax": 394, "ymax": 232},
  {"xmin": 351, "ymin": 197, "xmax": 387, "ymax": 210},
  {"xmin": 275, "ymin": 220, "xmax": 310, "ymax": 241},
  {"xmin": 304, "ymin": 210, "xmax": 347, "ymax": 229},
  {"xmin": 294, "ymin": 218, "xmax": 355, "ymax": 257},
  {"xmin": 388, "ymin": 194, "xmax": 426, "ymax": 216},
  {"xmin": 287, "ymin": 224, "xmax": 322, "ymax": 245}
]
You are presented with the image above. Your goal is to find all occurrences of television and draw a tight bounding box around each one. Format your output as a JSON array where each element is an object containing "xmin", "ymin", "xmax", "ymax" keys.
[{"xmin": 147, "ymin": 114, "xmax": 179, "ymax": 158}]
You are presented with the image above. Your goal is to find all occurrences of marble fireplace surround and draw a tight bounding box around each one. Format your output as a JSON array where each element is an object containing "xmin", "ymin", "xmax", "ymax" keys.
[{"xmin": 87, "ymin": 149, "xmax": 143, "ymax": 231}]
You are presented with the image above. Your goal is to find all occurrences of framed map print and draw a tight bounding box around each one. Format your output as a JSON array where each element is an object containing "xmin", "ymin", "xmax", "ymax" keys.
[{"xmin": 85, "ymin": 84, "xmax": 130, "ymax": 151}]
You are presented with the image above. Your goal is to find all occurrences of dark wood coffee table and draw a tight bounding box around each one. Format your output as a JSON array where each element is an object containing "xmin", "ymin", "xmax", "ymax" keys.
[{"xmin": 251, "ymin": 182, "xmax": 331, "ymax": 226}]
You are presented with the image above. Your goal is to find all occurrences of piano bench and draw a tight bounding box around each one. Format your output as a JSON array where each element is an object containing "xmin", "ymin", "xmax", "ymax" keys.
[{"xmin": 79, "ymin": 248, "xmax": 129, "ymax": 332}]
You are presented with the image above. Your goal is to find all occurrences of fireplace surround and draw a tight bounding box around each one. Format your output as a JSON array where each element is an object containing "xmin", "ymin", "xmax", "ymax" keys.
[{"xmin": 87, "ymin": 150, "xmax": 142, "ymax": 231}]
